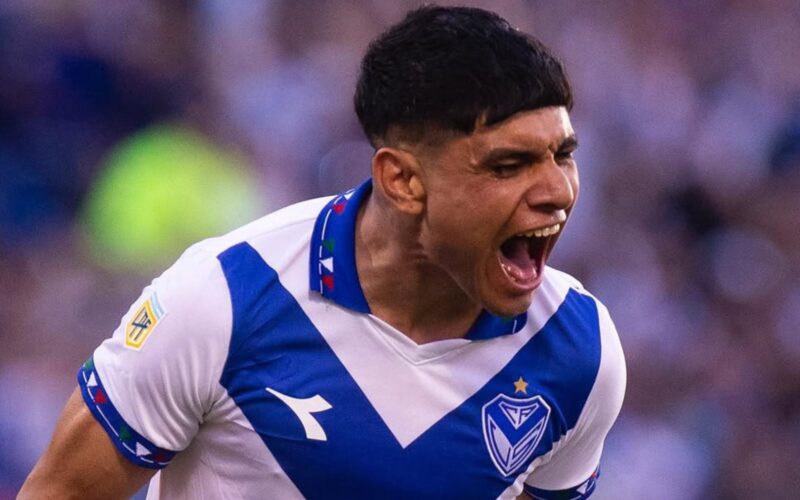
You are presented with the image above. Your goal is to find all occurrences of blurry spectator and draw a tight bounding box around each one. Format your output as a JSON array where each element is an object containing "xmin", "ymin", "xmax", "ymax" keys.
[{"xmin": 81, "ymin": 124, "xmax": 262, "ymax": 272}]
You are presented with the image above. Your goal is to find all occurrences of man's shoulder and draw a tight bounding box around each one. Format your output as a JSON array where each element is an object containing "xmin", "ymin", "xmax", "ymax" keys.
[
  {"xmin": 541, "ymin": 266, "xmax": 610, "ymax": 313},
  {"xmin": 538, "ymin": 265, "xmax": 622, "ymax": 363},
  {"xmin": 542, "ymin": 265, "xmax": 586, "ymax": 293},
  {"xmin": 540, "ymin": 265, "xmax": 598, "ymax": 312},
  {"xmin": 149, "ymin": 195, "xmax": 332, "ymax": 311},
  {"xmin": 192, "ymin": 195, "xmax": 334, "ymax": 259},
  {"xmin": 543, "ymin": 264, "xmax": 626, "ymax": 402}
]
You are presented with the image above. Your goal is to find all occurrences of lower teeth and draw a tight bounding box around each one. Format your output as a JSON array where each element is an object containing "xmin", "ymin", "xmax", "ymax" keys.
[{"xmin": 501, "ymin": 262, "xmax": 537, "ymax": 281}]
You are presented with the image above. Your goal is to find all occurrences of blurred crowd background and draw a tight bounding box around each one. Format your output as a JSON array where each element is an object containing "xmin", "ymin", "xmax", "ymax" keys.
[{"xmin": 1, "ymin": 0, "xmax": 799, "ymax": 498}]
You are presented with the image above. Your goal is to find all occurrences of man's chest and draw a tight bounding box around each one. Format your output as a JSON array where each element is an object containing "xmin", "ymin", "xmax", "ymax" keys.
[
  {"xmin": 212, "ymin": 244, "xmax": 601, "ymax": 498},
  {"xmin": 211, "ymin": 296, "xmax": 599, "ymax": 499}
]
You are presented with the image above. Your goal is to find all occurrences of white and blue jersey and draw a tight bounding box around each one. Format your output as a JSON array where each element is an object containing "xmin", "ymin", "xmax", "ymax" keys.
[{"xmin": 77, "ymin": 179, "xmax": 626, "ymax": 499}]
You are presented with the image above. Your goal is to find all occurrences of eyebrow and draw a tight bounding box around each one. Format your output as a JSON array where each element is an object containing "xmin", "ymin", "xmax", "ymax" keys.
[
  {"xmin": 558, "ymin": 134, "xmax": 579, "ymax": 152},
  {"xmin": 481, "ymin": 134, "xmax": 579, "ymax": 164}
]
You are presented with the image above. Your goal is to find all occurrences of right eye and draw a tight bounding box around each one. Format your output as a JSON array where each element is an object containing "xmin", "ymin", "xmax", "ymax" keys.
[{"xmin": 491, "ymin": 162, "xmax": 524, "ymax": 176}]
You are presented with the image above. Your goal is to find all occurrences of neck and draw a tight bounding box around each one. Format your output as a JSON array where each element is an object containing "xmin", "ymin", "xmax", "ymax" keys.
[{"xmin": 355, "ymin": 194, "xmax": 482, "ymax": 344}]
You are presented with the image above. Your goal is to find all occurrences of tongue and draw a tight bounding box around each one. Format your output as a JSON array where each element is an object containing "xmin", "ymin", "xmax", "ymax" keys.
[{"xmin": 501, "ymin": 237, "xmax": 536, "ymax": 280}]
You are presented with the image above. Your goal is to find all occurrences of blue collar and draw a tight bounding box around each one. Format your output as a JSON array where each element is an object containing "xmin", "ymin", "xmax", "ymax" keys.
[{"xmin": 309, "ymin": 178, "xmax": 527, "ymax": 341}]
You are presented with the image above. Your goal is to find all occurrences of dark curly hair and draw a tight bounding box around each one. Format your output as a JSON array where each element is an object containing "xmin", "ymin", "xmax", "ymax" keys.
[{"xmin": 354, "ymin": 5, "xmax": 573, "ymax": 146}]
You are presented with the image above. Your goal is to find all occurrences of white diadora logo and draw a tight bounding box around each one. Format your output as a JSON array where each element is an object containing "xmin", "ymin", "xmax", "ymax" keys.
[
  {"xmin": 266, "ymin": 387, "xmax": 333, "ymax": 441},
  {"xmin": 481, "ymin": 393, "xmax": 551, "ymax": 476}
]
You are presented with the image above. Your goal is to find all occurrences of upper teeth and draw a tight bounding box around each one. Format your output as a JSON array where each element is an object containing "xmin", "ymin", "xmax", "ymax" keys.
[{"xmin": 519, "ymin": 223, "xmax": 561, "ymax": 238}]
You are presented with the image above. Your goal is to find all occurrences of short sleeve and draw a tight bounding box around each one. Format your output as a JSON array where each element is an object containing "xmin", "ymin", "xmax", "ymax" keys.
[
  {"xmin": 77, "ymin": 244, "xmax": 232, "ymax": 469},
  {"xmin": 523, "ymin": 298, "xmax": 626, "ymax": 498}
]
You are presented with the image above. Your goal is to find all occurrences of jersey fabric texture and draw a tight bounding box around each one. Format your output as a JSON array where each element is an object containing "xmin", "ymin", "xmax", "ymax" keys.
[{"xmin": 78, "ymin": 179, "xmax": 626, "ymax": 499}]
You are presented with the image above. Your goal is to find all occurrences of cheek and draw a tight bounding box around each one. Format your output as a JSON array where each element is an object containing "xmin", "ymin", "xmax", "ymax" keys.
[
  {"xmin": 426, "ymin": 182, "xmax": 486, "ymax": 229},
  {"xmin": 423, "ymin": 175, "xmax": 517, "ymax": 253},
  {"xmin": 424, "ymin": 199, "xmax": 499, "ymax": 264}
]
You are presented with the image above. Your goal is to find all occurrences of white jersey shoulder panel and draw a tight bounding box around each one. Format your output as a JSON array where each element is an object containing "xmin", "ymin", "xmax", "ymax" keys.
[
  {"xmin": 519, "ymin": 284, "xmax": 626, "ymax": 493},
  {"xmin": 93, "ymin": 244, "xmax": 233, "ymax": 452},
  {"xmin": 92, "ymin": 196, "xmax": 332, "ymax": 453}
]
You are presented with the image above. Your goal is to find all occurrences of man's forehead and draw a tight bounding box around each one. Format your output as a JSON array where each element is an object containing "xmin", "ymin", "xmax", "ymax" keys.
[{"xmin": 473, "ymin": 106, "xmax": 574, "ymax": 152}]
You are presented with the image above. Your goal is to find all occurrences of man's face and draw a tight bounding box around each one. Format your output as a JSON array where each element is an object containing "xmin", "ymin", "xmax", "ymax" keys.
[{"xmin": 417, "ymin": 106, "xmax": 579, "ymax": 316}]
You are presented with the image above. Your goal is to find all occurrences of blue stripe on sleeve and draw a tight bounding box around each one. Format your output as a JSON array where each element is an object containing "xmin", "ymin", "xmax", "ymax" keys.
[
  {"xmin": 76, "ymin": 356, "xmax": 177, "ymax": 469},
  {"xmin": 523, "ymin": 467, "xmax": 599, "ymax": 499}
]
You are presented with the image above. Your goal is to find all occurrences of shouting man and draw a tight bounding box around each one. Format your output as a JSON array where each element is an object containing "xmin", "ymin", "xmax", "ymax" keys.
[{"xmin": 22, "ymin": 5, "xmax": 625, "ymax": 499}]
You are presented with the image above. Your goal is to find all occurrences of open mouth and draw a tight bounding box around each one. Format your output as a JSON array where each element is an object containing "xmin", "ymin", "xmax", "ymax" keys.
[{"xmin": 498, "ymin": 223, "xmax": 561, "ymax": 288}]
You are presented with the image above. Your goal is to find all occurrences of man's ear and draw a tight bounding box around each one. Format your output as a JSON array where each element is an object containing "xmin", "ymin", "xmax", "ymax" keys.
[{"xmin": 371, "ymin": 147, "xmax": 426, "ymax": 215}]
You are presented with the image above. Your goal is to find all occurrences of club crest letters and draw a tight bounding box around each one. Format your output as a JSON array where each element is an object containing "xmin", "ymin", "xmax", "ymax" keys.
[{"xmin": 481, "ymin": 393, "xmax": 551, "ymax": 476}]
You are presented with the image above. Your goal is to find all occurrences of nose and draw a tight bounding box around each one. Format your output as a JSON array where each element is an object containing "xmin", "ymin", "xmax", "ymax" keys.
[{"xmin": 524, "ymin": 159, "xmax": 577, "ymax": 213}]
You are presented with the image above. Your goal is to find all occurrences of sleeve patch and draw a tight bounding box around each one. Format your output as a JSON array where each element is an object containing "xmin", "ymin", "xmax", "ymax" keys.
[
  {"xmin": 125, "ymin": 292, "xmax": 167, "ymax": 350},
  {"xmin": 77, "ymin": 356, "xmax": 177, "ymax": 469},
  {"xmin": 524, "ymin": 467, "xmax": 599, "ymax": 499}
]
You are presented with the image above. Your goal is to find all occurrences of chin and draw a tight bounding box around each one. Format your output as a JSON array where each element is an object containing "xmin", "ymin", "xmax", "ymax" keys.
[{"xmin": 483, "ymin": 291, "xmax": 535, "ymax": 318}]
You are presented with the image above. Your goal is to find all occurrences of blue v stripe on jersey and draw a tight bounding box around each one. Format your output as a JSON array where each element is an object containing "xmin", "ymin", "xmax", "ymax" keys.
[{"xmin": 217, "ymin": 242, "xmax": 601, "ymax": 499}]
